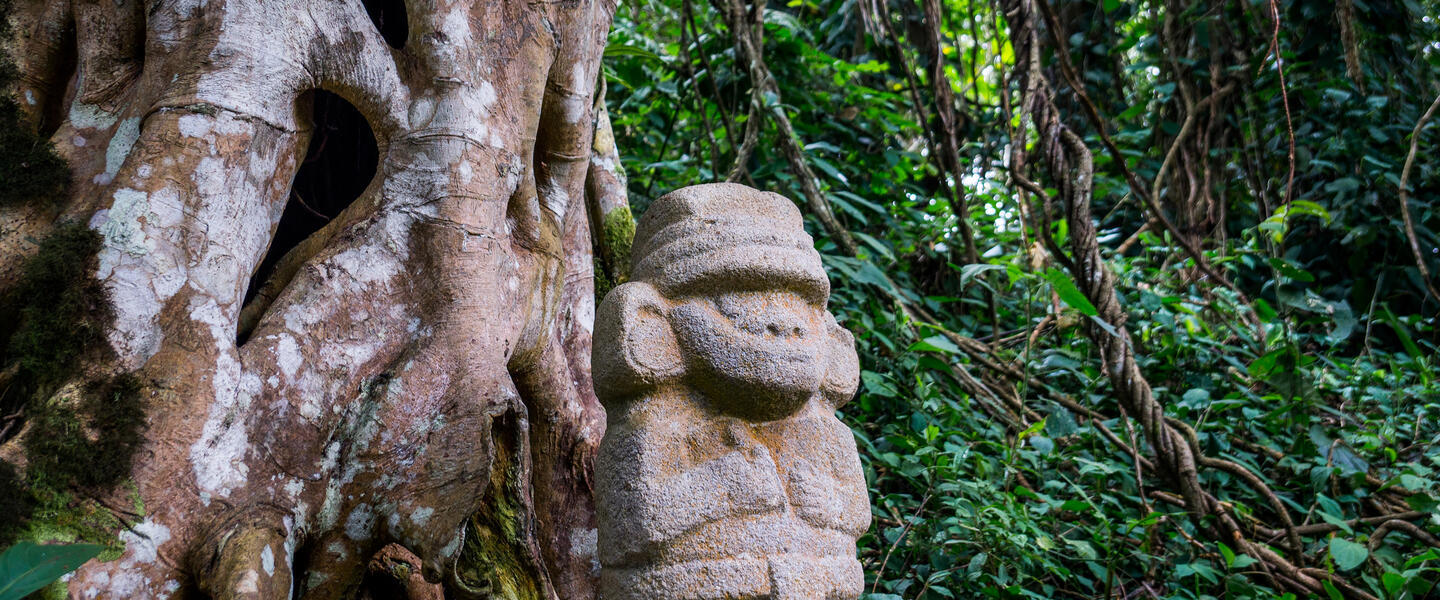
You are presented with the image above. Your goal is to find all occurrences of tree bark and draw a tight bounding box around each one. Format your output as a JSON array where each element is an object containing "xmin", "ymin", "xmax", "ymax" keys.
[{"xmin": 0, "ymin": 0, "xmax": 616, "ymax": 597}]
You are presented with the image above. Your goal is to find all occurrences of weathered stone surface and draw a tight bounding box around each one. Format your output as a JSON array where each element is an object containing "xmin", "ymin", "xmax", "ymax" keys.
[{"xmin": 593, "ymin": 183, "xmax": 869, "ymax": 600}]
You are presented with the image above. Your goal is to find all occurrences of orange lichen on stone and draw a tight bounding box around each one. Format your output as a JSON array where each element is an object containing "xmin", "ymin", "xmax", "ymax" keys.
[{"xmin": 593, "ymin": 183, "xmax": 869, "ymax": 600}]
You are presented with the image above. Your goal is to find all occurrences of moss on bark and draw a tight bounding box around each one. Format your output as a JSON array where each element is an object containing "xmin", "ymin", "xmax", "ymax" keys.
[
  {"xmin": 0, "ymin": 226, "xmax": 147, "ymax": 550},
  {"xmin": 453, "ymin": 413, "xmax": 545, "ymax": 600},
  {"xmin": 595, "ymin": 204, "xmax": 635, "ymax": 300},
  {"xmin": 2, "ymin": 223, "xmax": 111, "ymax": 386}
]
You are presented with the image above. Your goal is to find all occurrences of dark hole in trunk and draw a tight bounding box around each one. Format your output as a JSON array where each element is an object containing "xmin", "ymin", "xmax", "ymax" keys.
[
  {"xmin": 363, "ymin": 0, "xmax": 409, "ymax": 49},
  {"xmin": 238, "ymin": 90, "xmax": 377, "ymax": 344}
]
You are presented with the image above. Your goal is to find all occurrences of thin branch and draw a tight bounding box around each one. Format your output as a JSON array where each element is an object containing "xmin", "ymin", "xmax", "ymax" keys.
[
  {"xmin": 1150, "ymin": 83, "xmax": 1237, "ymax": 216},
  {"xmin": 1033, "ymin": 0, "xmax": 1250, "ymax": 308},
  {"xmin": 1262, "ymin": 0, "xmax": 1297, "ymax": 208},
  {"xmin": 1398, "ymin": 92, "xmax": 1440, "ymax": 301},
  {"xmin": 720, "ymin": 0, "xmax": 859, "ymax": 256},
  {"xmin": 871, "ymin": 487, "xmax": 933, "ymax": 594},
  {"xmin": 1369, "ymin": 519, "xmax": 1440, "ymax": 551}
]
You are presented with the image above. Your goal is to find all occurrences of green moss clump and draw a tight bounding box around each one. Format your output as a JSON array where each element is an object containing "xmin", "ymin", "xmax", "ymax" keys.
[
  {"xmin": 595, "ymin": 205, "xmax": 635, "ymax": 302},
  {"xmin": 454, "ymin": 416, "xmax": 544, "ymax": 600},
  {"xmin": 3, "ymin": 223, "xmax": 111, "ymax": 387},
  {"xmin": 0, "ymin": 377, "xmax": 145, "ymax": 551},
  {"xmin": 0, "ymin": 225, "xmax": 146, "ymax": 550},
  {"xmin": 23, "ymin": 375, "xmax": 146, "ymax": 493},
  {"xmin": 602, "ymin": 205, "xmax": 635, "ymax": 276},
  {"xmin": 0, "ymin": 379, "xmax": 145, "ymax": 552},
  {"xmin": 593, "ymin": 257, "xmax": 614, "ymax": 301}
]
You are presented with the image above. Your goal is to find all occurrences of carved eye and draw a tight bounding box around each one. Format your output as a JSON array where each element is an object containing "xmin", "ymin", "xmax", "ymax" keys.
[
  {"xmin": 713, "ymin": 294, "xmax": 744, "ymax": 320},
  {"xmin": 714, "ymin": 291, "xmax": 765, "ymax": 322}
]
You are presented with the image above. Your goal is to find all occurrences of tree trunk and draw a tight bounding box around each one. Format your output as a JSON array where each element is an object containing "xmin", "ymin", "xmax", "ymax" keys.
[{"xmin": 0, "ymin": 0, "xmax": 618, "ymax": 597}]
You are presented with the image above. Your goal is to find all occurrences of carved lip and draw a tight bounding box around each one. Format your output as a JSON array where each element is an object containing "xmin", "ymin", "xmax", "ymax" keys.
[{"xmin": 732, "ymin": 344, "xmax": 818, "ymax": 370}]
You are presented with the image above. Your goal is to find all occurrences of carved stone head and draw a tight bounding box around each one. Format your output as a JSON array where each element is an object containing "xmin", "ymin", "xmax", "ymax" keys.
[{"xmin": 593, "ymin": 183, "xmax": 869, "ymax": 600}]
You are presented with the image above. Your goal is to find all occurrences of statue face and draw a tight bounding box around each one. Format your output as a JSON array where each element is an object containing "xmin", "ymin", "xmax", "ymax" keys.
[{"xmin": 668, "ymin": 290, "xmax": 828, "ymax": 420}]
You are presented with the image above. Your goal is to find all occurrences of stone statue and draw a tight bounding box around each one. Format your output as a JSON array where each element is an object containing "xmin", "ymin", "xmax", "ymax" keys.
[{"xmin": 592, "ymin": 183, "xmax": 870, "ymax": 600}]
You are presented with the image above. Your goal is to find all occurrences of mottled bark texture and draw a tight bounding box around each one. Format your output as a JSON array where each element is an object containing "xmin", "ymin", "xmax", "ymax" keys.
[
  {"xmin": 0, "ymin": 0, "xmax": 621, "ymax": 597},
  {"xmin": 584, "ymin": 81, "xmax": 632, "ymax": 300}
]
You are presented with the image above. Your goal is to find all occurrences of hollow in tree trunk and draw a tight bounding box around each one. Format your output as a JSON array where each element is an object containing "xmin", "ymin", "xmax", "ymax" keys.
[{"xmin": 0, "ymin": 0, "xmax": 623, "ymax": 597}]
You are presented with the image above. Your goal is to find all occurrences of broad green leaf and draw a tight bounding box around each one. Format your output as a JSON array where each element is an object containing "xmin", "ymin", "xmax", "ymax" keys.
[
  {"xmin": 1248, "ymin": 348, "xmax": 1286, "ymax": 378},
  {"xmin": 1324, "ymin": 177, "xmax": 1361, "ymax": 194},
  {"xmin": 831, "ymin": 191, "xmax": 887, "ymax": 216},
  {"xmin": 810, "ymin": 155, "xmax": 849, "ymax": 185},
  {"xmin": 1218, "ymin": 542, "xmax": 1236, "ymax": 568},
  {"xmin": 1329, "ymin": 537, "xmax": 1369, "ymax": 570},
  {"xmin": 1042, "ymin": 268, "xmax": 1098, "ymax": 316},
  {"xmin": 860, "ymin": 371, "xmax": 898, "ymax": 398},
  {"xmin": 1260, "ymin": 201, "xmax": 1333, "ymax": 242},
  {"xmin": 1062, "ymin": 538, "xmax": 1097, "ymax": 560},
  {"xmin": 967, "ymin": 552, "xmax": 988, "ymax": 574},
  {"xmin": 1182, "ymin": 388, "xmax": 1211, "ymax": 405},
  {"xmin": 1088, "ymin": 315, "xmax": 1122, "ymax": 339},
  {"xmin": 0, "ymin": 542, "xmax": 106, "ymax": 600},
  {"xmin": 1254, "ymin": 298, "xmax": 1278, "ymax": 322},
  {"xmin": 1028, "ymin": 435, "xmax": 1054, "ymax": 454},
  {"xmin": 1269, "ymin": 258, "xmax": 1315, "ymax": 282},
  {"xmin": 1382, "ymin": 571, "xmax": 1405, "ymax": 597},
  {"xmin": 851, "ymin": 232, "xmax": 893, "ymax": 261},
  {"xmin": 1017, "ymin": 417, "xmax": 1047, "ymax": 441},
  {"xmin": 960, "ymin": 263, "xmax": 1005, "ymax": 287},
  {"xmin": 603, "ymin": 43, "xmax": 664, "ymax": 64},
  {"xmin": 908, "ymin": 335, "xmax": 962, "ymax": 355}
]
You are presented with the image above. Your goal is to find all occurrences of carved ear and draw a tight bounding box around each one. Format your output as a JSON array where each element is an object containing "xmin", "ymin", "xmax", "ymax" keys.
[
  {"xmin": 592, "ymin": 282, "xmax": 684, "ymax": 402},
  {"xmin": 820, "ymin": 314, "xmax": 860, "ymax": 409}
]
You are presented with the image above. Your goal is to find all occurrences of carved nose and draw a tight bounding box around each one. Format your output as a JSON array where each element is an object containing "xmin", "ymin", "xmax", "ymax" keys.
[{"xmin": 765, "ymin": 323, "xmax": 807, "ymax": 338}]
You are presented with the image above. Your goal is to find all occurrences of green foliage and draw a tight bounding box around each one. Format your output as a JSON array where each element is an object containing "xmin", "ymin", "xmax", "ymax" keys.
[
  {"xmin": 605, "ymin": 0, "xmax": 1440, "ymax": 597},
  {"xmin": 0, "ymin": 541, "xmax": 104, "ymax": 600}
]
